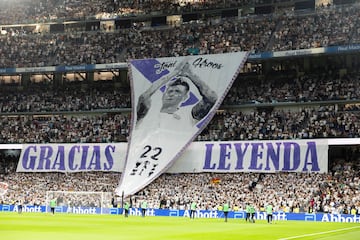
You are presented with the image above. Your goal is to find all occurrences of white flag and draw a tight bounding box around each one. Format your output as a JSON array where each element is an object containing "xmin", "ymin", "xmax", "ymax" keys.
[{"xmin": 116, "ymin": 52, "xmax": 249, "ymax": 197}]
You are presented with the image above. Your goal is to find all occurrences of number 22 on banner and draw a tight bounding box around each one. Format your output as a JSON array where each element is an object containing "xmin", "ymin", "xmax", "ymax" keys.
[{"xmin": 130, "ymin": 145, "xmax": 162, "ymax": 177}]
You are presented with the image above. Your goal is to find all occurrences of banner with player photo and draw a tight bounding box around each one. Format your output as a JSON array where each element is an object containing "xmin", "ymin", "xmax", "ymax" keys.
[{"xmin": 116, "ymin": 52, "xmax": 249, "ymax": 197}]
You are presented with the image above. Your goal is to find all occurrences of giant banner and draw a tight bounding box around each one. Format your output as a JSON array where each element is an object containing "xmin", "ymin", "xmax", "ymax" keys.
[
  {"xmin": 15, "ymin": 139, "xmax": 328, "ymax": 173},
  {"xmin": 116, "ymin": 52, "xmax": 249, "ymax": 197}
]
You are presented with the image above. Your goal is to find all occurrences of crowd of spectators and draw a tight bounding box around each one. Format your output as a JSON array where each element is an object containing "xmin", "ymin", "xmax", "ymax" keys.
[
  {"xmin": 0, "ymin": 153, "xmax": 359, "ymax": 215},
  {"xmin": 271, "ymin": 6, "xmax": 360, "ymax": 51},
  {"xmin": 0, "ymin": 74, "xmax": 358, "ymax": 213},
  {"xmin": 0, "ymin": 69, "xmax": 359, "ymax": 114},
  {"xmin": 0, "ymin": 0, "xmax": 359, "ymax": 217},
  {"xmin": 0, "ymin": 67, "xmax": 358, "ymax": 143},
  {"xmin": 0, "ymin": 113, "xmax": 130, "ymax": 143},
  {"xmin": 0, "ymin": 82, "xmax": 130, "ymax": 113},
  {"xmin": 1, "ymin": 104, "xmax": 358, "ymax": 144},
  {"xmin": 0, "ymin": 0, "xmax": 255, "ymax": 25},
  {"xmin": 223, "ymin": 71, "xmax": 360, "ymax": 105},
  {"xmin": 0, "ymin": 31, "xmax": 129, "ymax": 68},
  {"xmin": 0, "ymin": 171, "xmax": 119, "ymax": 207},
  {"xmin": 140, "ymin": 155, "xmax": 360, "ymax": 214},
  {"xmin": 1, "ymin": 3, "xmax": 360, "ymax": 67},
  {"xmin": 199, "ymin": 107, "xmax": 360, "ymax": 141},
  {"xmin": 126, "ymin": 15, "xmax": 276, "ymax": 59}
]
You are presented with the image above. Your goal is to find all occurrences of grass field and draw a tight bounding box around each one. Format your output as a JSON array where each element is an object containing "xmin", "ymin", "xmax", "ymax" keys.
[{"xmin": 0, "ymin": 212, "xmax": 359, "ymax": 240}]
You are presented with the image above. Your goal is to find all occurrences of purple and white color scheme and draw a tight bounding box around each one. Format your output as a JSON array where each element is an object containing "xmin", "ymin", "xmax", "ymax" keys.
[
  {"xmin": 16, "ymin": 143, "xmax": 125, "ymax": 172},
  {"xmin": 168, "ymin": 139, "xmax": 328, "ymax": 173},
  {"xmin": 14, "ymin": 139, "xmax": 328, "ymax": 174},
  {"xmin": 116, "ymin": 52, "xmax": 249, "ymax": 197}
]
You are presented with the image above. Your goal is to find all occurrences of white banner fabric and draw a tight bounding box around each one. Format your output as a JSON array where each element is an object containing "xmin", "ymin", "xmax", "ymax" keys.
[
  {"xmin": 15, "ymin": 139, "xmax": 328, "ymax": 174},
  {"xmin": 116, "ymin": 52, "xmax": 248, "ymax": 196}
]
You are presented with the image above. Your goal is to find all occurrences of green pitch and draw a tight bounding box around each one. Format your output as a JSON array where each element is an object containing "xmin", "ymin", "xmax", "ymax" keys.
[{"xmin": 0, "ymin": 212, "xmax": 359, "ymax": 240}]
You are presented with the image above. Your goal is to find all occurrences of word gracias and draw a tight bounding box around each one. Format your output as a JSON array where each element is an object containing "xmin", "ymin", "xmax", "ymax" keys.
[{"xmin": 20, "ymin": 145, "xmax": 116, "ymax": 171}]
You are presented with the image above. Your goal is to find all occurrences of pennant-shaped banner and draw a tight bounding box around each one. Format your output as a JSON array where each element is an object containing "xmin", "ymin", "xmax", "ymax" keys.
[{"xmin": 116, "ymin": 52, "xmax": 249, "ymax": 197}]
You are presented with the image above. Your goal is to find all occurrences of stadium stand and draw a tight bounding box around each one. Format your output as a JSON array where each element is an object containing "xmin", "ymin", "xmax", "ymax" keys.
[
  {"xmin": 0, "ymin": 2, "xmax": 360, "ymax": 66},
  {"xmin": 0, "ymin": 0, "xmax": 359, "ymax": 215}
]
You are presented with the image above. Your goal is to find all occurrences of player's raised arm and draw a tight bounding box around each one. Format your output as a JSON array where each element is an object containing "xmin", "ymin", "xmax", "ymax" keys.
[
  {"xmin": 179, "ymin": 63, "xmax": 218, "ymax": 121},
  {"xmin": 136, "ymin": 61, "xmax": 186, "ymax": 121}
]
